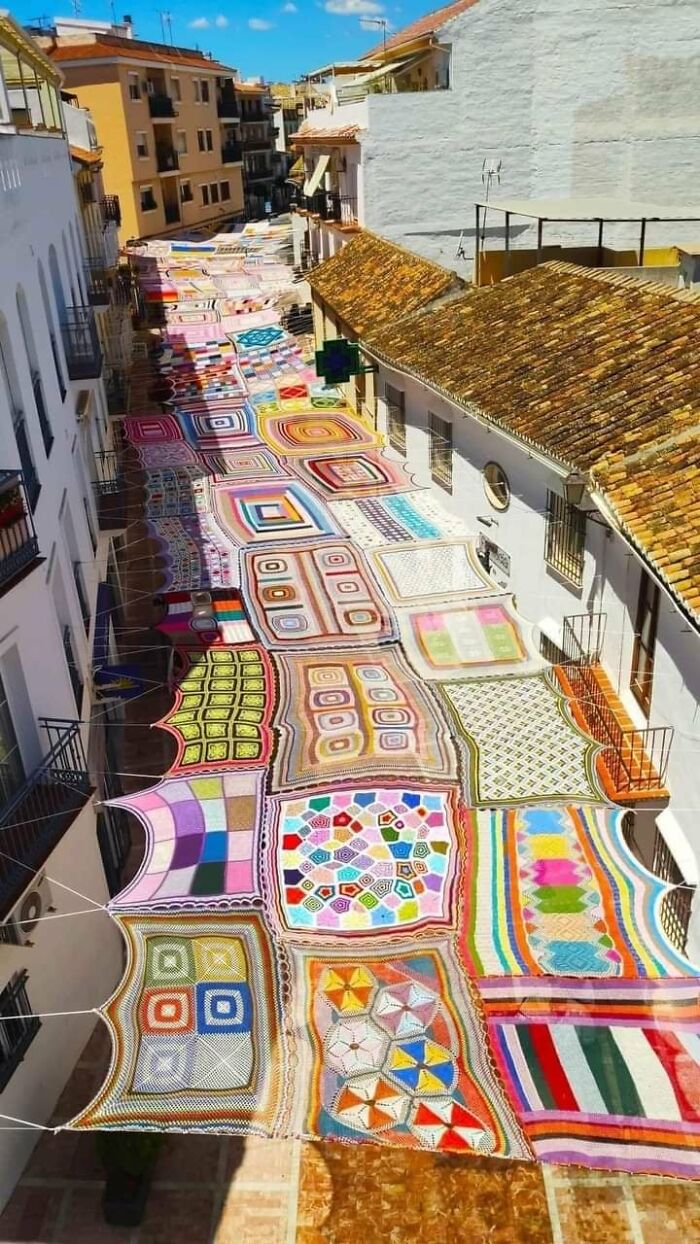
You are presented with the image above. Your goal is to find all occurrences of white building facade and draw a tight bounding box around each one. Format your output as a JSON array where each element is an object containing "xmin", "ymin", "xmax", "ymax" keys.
[
  {"xmin": 293, "ymin": 0, "xmax": 700, "ymax": 273},
  {"xmin": 0, "ymin": 14, "xmax": 124, "ymax": 1208}
]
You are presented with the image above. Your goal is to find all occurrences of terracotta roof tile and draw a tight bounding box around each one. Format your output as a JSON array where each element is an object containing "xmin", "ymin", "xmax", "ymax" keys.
[
  {"xmin": 359, "ymin": 262, "xmax": 700, "ymax": 623},
  {"xmin": 362, "ymin": 0, "xmax": 479, "ymax": 58},
  {"xmin": 46, "ymin": 36, "xmax": 234, "ymax": 74},
  {"xmin": 308, "ymin": 231, "xmax": 461, "ymax": 337},
  {"xmin": 291, "ymin": 124, "xmax": 361, "ymax": 144}
]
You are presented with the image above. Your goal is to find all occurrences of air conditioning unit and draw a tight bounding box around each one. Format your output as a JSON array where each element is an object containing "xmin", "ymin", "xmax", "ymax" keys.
[{"xmin": 6, "ymin": 874, "xmax": 54, "ymax": 946}]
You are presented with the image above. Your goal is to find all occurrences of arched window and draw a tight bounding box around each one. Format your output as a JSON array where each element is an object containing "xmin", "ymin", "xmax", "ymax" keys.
[
  {"xmin": 39, "ymin": 257, "xmax": 66, "ymax": 401},
  {"xmin": 48, "ymin": 243, "xmax": 66, "ymax": 320},
  {"xmin": 17, "ymin": 286, "xmax": 53, "ymax": 455},
  {"xmin": 0, "ymin": 315, "xmax": 40, "ymax": 509},
  {"xmin": 68, "ymin": 220, "xmax": 86, "ymax": 305},
  {"xmin": 62, "ymin": 232, "xmax": 77, "ymax": 308}
]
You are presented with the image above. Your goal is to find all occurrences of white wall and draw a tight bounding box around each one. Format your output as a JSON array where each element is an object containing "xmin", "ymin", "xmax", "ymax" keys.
[
  {"xmin": 350, "ymin": 0, "xmax": 700, "ymax": 272},
  {"xmin": 0, "ymin": 802, "xmax": 123, "ymax": 1207},
  {"xmin": 375, "ymin": 361, "xmax": 700, "ymax": 961},
  {"xmin": 0, "ymin": 130, "xmax": 121, "ymax": 1208}
]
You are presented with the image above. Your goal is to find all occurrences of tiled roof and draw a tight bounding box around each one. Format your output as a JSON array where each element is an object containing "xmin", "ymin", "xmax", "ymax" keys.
[
  {"xmin": 45, "ymin": 35, "xmax": 234, "ymax": 73},
  {"xmin": 593, "ymin": 430, "xmax": 700, "ymax": 622},
  {"xmin": 69, "ymin": 144, "xmax": 103, "ymax": 165},
  {"xmin": 362, "ymin": 261, "xmax": 700, "ymax": 622},
  {"xmin": 362, "ymin": 0, "xmax": 479, "ymax": 58},
  {"xmin": 308, "ymin": 231, "xmax": 461, "ymax": 338},
  {"xmin": 291, "ymin": 123, "xmax": 361, "ymax": 144}
]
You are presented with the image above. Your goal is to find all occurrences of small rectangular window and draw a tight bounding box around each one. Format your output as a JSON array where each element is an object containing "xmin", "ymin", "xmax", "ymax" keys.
[
  {"xmin": 176, "ymin": 129, "xmax": 187, "ymax": 155},
  {"xmin": 136, "ymin": 131, "xmax": 148, "ymax": 158},
  {"xmin": 180, "ymin": 180, "xmax": 192, "ymax": 203},
  {"xmin": 220, "ymin": 180, "xmax": 230, "ymax": 201},
  {"xmin": 171, "ymin": 76, "xmax": 181, "ymax": 102},
  {"xmin": 201, "ymin": 184, "xmax": 210, "ymax": 206},
  {"xmin": 140, "ymin": 185, "xmax": 157, "ymax": 212},
  {"xmin": 429, "ymin": 412, "xmax": 452, "ymax": 493},
  {"xmin": 385, "ymin": 384, "xmax": 406, "ymax": 455},
  {"xmin": 128, "ymin": 73, "xmax": 140, "ymax": 101},
  {"xmin": 201, "ymin": 79, "xmax": 210, "ymax": 103},
  {"xmin": 197, "ymin": 129, "xmax": 205, "ymax": 152},
  {"xmin": 545, "ymin": 490, "xmax": 586, "ymax": 587},
  {"xmin": 0, "ymin": 973, "xmax": 41, "ymax": 1090},
  {"xmin": 630, "ymin": 570, "xmax": 660, "ymax": 716},
  {"xmin": 205, "ymin": 129, "xmax": 213, "ymax": 151},
  {"xmin": 210, "ymin": 182, "xmax": 220, "ymax": 204},
  {"xmin": 193, "ymin": 79, "xmax": 201, "ymax": 103}
]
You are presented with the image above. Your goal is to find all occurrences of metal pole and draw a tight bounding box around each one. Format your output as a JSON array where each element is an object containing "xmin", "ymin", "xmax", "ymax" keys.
[
  {"xmin": 475, "ymin": 204, "xmax": 480, "ymax": 284},
  {"xmin": 505, "ymin": 211, "xmax": 510, "ymax": 277},
  {"xmin": 597, "ymin": 218, "xmax": 604, "ymax": 266},
  {"xmin": 536, "ymin": 217, "xmax": 543, "ymax": 265},
  {"xmin": 639, "ymin": 218, "xmax": 647, "ymax": 266}
]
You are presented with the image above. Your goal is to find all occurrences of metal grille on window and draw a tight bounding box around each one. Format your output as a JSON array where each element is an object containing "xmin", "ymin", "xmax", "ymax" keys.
[
  {"xmin": 62, "ymin": 624, "xmax": 83, "ymax": 711},
  {"xmin": 652, "ymin": 828, "xmax": 695, "ymax": 955},
  {"xmin": 386, "ymin": 385, "xmax": 406, "ymax": 455},
  {"xmin": 72, "ymin": 560, "xmax": 91, "ymax": 634},
  {"xmin": 545, "ymin": 490, "xmax": 585, "ymax": 586},
  {"xmin": 429, "ymin": 413, "xmax": 452, "ymax": 493},
  {"xmin": 0, "ymin": 972, "xmax": 41, "ymax": 1091}
]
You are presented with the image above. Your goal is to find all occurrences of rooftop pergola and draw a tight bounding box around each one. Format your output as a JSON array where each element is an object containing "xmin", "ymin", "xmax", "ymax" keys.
[{"xmin": 474, "ymin": 194, "xmax": 700, "ymax": 269}]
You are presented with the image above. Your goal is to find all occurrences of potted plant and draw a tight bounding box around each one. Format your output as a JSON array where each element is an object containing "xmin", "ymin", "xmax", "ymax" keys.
[{"xmin": 96, "ymin": 1130, "xmax": 163, "ymax": 1227}]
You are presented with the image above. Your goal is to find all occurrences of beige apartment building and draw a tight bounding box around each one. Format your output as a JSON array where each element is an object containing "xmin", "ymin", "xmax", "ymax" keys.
[{"xmin": 39, "ymin": 27, "xmax": 245, "ymax": 240}]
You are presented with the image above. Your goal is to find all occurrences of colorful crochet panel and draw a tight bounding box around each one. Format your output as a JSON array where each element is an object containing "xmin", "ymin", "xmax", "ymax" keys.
[{"xmin": 70, "ymin": 224, "xmax": 700, "ymax": 1182}]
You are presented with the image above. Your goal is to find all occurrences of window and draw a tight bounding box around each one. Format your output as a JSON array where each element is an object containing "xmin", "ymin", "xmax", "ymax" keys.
[
  {"xmin": 0, "ymin": 973, "xmax": 40, "ymax": 1090},
  {"xmin": 0, "ymin": 329, "xmax": 40, "ymax": 510},
  {"xmin": 72, "ymin": 560, "xmax": 90, "ymax": 634},
  {"xmin": 171, "ymin": 76, "xmax": 181, "ymax": 102},
  {"xmin": 429, "ymin": 412, "xmax": 452, "ymax": 493},
  {"xmin": 176, "ymin": 129, "xmax": 187, "ymax": 155},
  {"xmin": 180, "ymin": 179, "xmax": 193, "ymax": 203},
  {"xmin": 37, "ymin": 260, "xmax": 65, "ymax": 402},
  {"xmin": 201, "ymin": 79, "xmax": 210, "ymax": 103},
  {"xmin": 201, "ymin": 183, "xmax": 210, "ymax": 207},
  {"xmin": 128, "ymin": 72, "xmax": 140, "ymax": 101},
  {"xmin": 136, "ymin": 131, "xmax": 148, "ymax": 158},
  {"xmin": 483, "ymin": 462, "xmax": 510, "ymax": 511},
  {"xmin": 197, "ymin": 128, "xmax": 205, "ymax": 152},
  {"xmin": 0, "ymin": 671, "xmax": 24, "ymax": 807},
  {"xmin": 193, "ymin": 79, "xmax": 201, "ymax": 103},
  {"xmin": 210, "ymin": 182, "xmax": 220, "ymax": 204},
  {"xmin": 17, "ymin": 287, "xmax": 53, "ymax": 457},
  {"xmin": 630, "ymin": 570, "xmax": 660, "ymax": 716},
  {"xmin": 140, "ymin": 185, "xmax": 157, "ymax": 213},
  {"xmin": 82, "ymin": 495, "xmax": 97, "ymax": 553},
  {"xmin": 220, "ymin": 180, "xmax": 230, "ymax": 201},
  {"xmin": 62, "ymin": 624, "xmax": 83, "ymax": 711},
  {"xmin": 544, "ymin": 490, "xmax": 586, "ymax": 586},
  {"xmin": 205, "ymin": 129, "xmax": 213, "ymax": 151},
  {"xmin": 385, "ymin": 384, "xmax": 406, "ymax": 455}
]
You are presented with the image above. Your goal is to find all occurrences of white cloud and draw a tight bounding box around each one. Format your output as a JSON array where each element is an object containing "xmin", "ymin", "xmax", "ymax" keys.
[
  {"xmin": 188, "ymin": 16, "xmax": 210, "ymax": 27},
  {"xmin": 326, "ymin": 0, "xmax": 383, "ymax": 14},
  {"xmin": 282, "ymin": 2, "xmax": 298, "ymax": 10},
  {"xmin": 248, "ymin": 15, "xmax": 275, "ymax": 26},
  {"xmin": 214, "ymin": 13, "xmax": 229, "ymax": 25}
]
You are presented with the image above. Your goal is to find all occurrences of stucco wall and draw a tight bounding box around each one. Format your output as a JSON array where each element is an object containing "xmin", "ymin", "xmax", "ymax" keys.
[
  {"xmin": 358, "ymin": 0, "xmax": 700, "ymax": 272},
  {"xmin": 374, "ymin": 361, "xmax": 700, "ymax": 962}
]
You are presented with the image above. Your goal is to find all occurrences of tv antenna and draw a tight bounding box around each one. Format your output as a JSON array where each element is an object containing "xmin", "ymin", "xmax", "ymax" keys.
[
  {"xmin": 361, "ymin": 16, "xmax": 388, "ymax": 60},
  {"xmin": 455, "ymin": 157, "xmax": 502, "ymax": 261},
  {"xmin": 157, "ymin": 10, "xmax": 173, "ymax": 43}
]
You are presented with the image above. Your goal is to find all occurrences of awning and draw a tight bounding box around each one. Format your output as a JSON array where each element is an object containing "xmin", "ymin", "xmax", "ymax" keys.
[
  {"xmin": 289, "ymin": 154, "xmax": 305, "ymax": 182},
  {"xmin": 303, "ymin": 152, "xmax": 330, "ymax": 197}
]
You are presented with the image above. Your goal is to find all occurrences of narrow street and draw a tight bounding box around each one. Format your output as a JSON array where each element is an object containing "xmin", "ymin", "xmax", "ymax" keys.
[{"xmin": 2, "ymin": 218, "xmax": 699, "ymax": 1242}]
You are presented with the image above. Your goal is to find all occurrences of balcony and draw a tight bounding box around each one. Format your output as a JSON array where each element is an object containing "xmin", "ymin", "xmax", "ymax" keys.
[
  {"xmin": 148, "ymin": 92, "xmax": 176, "ymax": 118},
  {"xmin": 555, "ymin": 613, "xmax": 673, "ymax": 800},
  {"xmin": 164, "ymin": 201, "xmax": 181, "ymax": 225},
  {"xmin": 60, "ymin": 306, "xmax": 103, "ymax": 381},
  {"xmin": 217, "ymin": 96, "xmax": 239, "ymax": 120},
  {"xmin": 222, "ymin": 140, "xmax": 243, "ymax": 164},
  {"xmin": 242, "ymin": 136, "xmax": 273, "ymax": 152},
  {"xmin": 101, "ymin": 194, "xmax": 121, "ymax": 227},
  {"xmin": 0, "ymin": 718, "xmax": 92, "ymax": 920},
  {"xmin": 156, "ymin": 143, "xmax": 179, "ymax": 173},
  {"xmin": 93, "ymin": 450, "xmax": 126, "ymax": 529},
  {"xmin": 84, "ymin": 257, "xmax": 110, "ymax": 307},
  {"xmin": 304, "ymin": 190, "xmax": 359, "ymax": 229},
  {"xmin": 105, "ymin": 369, "xmax": 129, "ymax": 417},
  {"xmin": 0, "ymin": 470, "xmax": 41, "ymax": 595}
]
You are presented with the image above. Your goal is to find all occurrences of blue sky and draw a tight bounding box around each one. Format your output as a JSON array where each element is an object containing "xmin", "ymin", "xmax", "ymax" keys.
[{"xmin": 16, "ymin": 0, "xmax": 427, "ymax": 81}]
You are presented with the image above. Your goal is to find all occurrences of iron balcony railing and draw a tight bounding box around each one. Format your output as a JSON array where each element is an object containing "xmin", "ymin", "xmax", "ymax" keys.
[
  {"xmin": 217, "ymin": 96, "xmax": 239, "ymax": 119},
  {"xmin": 560, "ymin": 613, "xmax": 673, "ymax": 794},
  {"xmin": 84, "ymin": 257, "xmax": 110, "ymax": 307},
  {"xmin": 0, "ymin": 718, "xmax": 91, "ymax": 917},
  {"xmin": 302, "ymin": 191, "xmax": 358, "ymax": 225},
  {"xmin": 222, "ymin": 140, "xmax": 243, "ymax": 164},
  {"xmin": 93, "ymin": 449, "xmax": 126, "ymax": 530},
  {"xmin": 156, "ymin": 143, "xmax": 179, "ymax": 173},
  {"xmin": 0, "ymin": 470, "xmax": 40, "ymax": 592},
  {"xmin": 148, "ymin": 92, "xmax": 176, "ymax": 118},
  {"xmin": 101, "ymin": 194, "xmax": 121, "ymax": 227},
  {"xmin": 11, "ymin": 416, "xmax": 40, "ymax": 511},
  {"xmin": 60, "ymin": 306, "xmax": 103, "ymax": 380},
  {"xmin": 0, "ymin": 971, "xmax": 41, "ymax": 1089}
]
